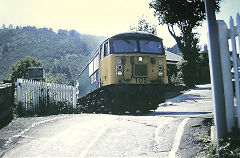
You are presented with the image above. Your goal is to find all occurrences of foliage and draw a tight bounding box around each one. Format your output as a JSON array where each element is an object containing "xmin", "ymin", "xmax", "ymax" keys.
[
  {"xmin": 0, "ymin": 26, "xmax": 105, "ymax": 82},
  {"xmin": 150, "ymin": 0, "xmax": 221, "ymax": 87},
  {"xmin": 170, "ymin": 73, "xmax": 184, "ymax": 85},
  {"xmin": 8, "ymin": 56, "xmax": 43, "ymax": 81},
  {"xmin": 173, "ymin": 51, "xmax": 210, "ymax": 85},
  {"xmin": 201, "ymin": 128, "xmax": 240, "ymax": 158},
  {"xmin": 197, "ymin": 50, "xmax": 209, "ymax": 67},
  {"xmin": 130, "ymin": 17, "xmax": 157, "ymax": 35},
  {"xmin": 17, "ymin": 100, "xmax": 75, "ymax": 117},
  {"xmin": 44, "ymin": 72, "xmax": 69, "ymax": 84}
]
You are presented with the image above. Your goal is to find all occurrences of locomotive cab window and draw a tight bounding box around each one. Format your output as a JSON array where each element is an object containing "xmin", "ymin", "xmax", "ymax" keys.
[
  {"xmin": 112, "ymin": 39, "xmax": 137, "ymax": 53},
  {"xmin": 140, "ymin": 40, "xmax": 163, "ymax": 54}
]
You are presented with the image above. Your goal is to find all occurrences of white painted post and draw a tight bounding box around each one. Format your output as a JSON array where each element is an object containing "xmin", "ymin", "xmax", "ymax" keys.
[
  {"xmin": 217, "ymin": 20, "xmax": 235, "ymax": 132},
  {"xmin": 73, "ymin": 86, "xmax": 77, "ymax": 109},
  {"xmin": 16, "ymin": 79, "xmax": 22, "ymax": 105},
  {"xmin": 230, "ymin": 16, "xmax": 240, "ymax": 128},
  {"xmin": 236, "ymin": 13, "xmax": 240, "ymax": 126},
  {"xmin": 36, "ymin": 81, "xmax": 39, "ymax": 107},
  {"xmin": 22, "ymin": 79, "xmax": 25, "ymax": 109},
  {"xmin": 25, "ymin": 80, "xmax": 28, "ymax": 110},
  {"xmin": 34, "ymin": 80, "xmax": 37, "ymax": 112},
  {"xmin": 205, "ymin": 0, "xmax": 227, "ymax": 140}
]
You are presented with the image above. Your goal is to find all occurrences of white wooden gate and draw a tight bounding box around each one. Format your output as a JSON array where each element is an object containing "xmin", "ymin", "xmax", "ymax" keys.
[
  {"xmin": 217, "ymin": 13, "xmax": 240, "ymax": 132},
  {"xmin": 16, "ymin": 78, "xmax": 77, "ymax": 115}
]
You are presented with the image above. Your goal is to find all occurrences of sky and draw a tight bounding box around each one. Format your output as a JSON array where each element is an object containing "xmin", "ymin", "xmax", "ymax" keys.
[{"xmin": 0, "ymin": 0, "xmax": 239, "ymax": 48}]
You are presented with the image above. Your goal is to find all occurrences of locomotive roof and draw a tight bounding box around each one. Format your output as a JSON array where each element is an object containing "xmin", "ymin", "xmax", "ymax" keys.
[{"xmin": 109, "ymin": 32, "xmax": 162, "ymax": 41}]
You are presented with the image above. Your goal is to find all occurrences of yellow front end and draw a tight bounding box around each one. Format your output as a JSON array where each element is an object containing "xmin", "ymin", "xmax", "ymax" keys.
[{"xmin": 99, "ymin": 54, "xmax": 167, "ymax": 87}]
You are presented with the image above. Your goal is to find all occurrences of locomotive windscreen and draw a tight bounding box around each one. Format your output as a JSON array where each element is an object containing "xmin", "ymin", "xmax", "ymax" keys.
[
  {"xmin": 111, "ymin": 39, "xmax": 163, "ymax": 54},
  {"xmin": 112, "ymin": 39, "xmax": 138, "ymax": 53},
  {"xmin": 139, "ymin": 40, "xmax": 162, "ymax": 53}
]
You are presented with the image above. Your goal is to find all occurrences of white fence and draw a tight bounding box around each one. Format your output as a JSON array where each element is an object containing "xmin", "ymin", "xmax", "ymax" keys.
[
  {"xmin": 217, "ymin": 13, "xmax": 240, "ymax": 132},
  {"xmin": 16, "ymin": 78, "xmax": 77, "ymax": 115}
]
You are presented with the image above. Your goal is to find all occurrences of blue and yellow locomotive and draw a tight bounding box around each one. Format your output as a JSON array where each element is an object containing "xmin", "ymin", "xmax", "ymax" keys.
[{"xmin": 76, "ymin": 32, "xmax": 167, "ymax": 114}]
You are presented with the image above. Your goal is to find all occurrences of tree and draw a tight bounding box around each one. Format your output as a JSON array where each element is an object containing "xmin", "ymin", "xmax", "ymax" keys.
[
  {"xmin": 150, "ymin": 0, "xmax": 221, "ymax": 87},
  {"xmin": 2, "ymin": 24, "xmax": 6, "ymax": 29},
  {"xmin": 44, "ymin": 73, "xmax": 69, "ymax": 84},
  {"xmin": 130, "ymin": 17, "xmax": 157, "ymax": 35},
  {"xmin": 8, "ymin": 56, "xmax": 43, "ymax": 81}
]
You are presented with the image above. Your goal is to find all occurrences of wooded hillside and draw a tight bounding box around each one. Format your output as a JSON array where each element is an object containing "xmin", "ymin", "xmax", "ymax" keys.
[{"xmin": 0, "ymin": 26, "xmax": 105, "ymax": 82}]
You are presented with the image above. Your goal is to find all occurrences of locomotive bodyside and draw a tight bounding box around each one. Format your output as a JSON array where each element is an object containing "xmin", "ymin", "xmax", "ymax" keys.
[{"xmin": 76, "ymin": 53, "xmax": 100, "ymax": 98}]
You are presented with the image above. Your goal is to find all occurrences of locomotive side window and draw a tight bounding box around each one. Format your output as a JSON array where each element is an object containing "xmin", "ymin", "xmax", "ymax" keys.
[
  {"xmin": 140, "ymin": 40, "xmax": 163, "ymax": 54},
  {"xmin": 89, "ymin": 61, "xmax": 94, "ymax": 77},
  {"xmin": 89, "ymin": 53, "xmax": 99, "ymax": 77},
  {"xmin": 104, "ymin": 42, "xmax": 109, "ymax": 57},
  {"xmin": 99, "ymin": 45, "xmax": 103, "ymax": 59},
  {"xmin": 93, "ymin": 54, "xmax": 99, "ymax": 72}
]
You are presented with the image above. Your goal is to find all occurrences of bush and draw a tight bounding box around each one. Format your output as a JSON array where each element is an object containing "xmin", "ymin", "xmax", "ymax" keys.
[
  {"xmin": 16, "ymin": 97, "xmax": 75, "ymax": 117},
  {"xmin": 173, "ymin": 51, "xmax": 210, "ymax": 86},
  {"xmin": 202, "ymin": 128, "xmax": 240, "ymax": 158},
  {"xmin": 170, "ymin": 73, "xmax": 183, "ymax": 85},
  {"xmin": 7, "ymin": 56, "xmax": 43, "ymax": 82},
  {"xmin": 171, "ymin": 59, "xmax": 187, "ymax": 86}
]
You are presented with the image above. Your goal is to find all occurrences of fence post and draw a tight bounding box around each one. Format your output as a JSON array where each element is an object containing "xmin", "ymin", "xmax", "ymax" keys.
[
  {"xmin": 205, "ymin": 0, "xmax": 227, "ymax": 141},
  {"xmin": 73, "ymin": 86, "xmax": 77, "ymax": 110},
  {"xmin": 230, "ymin": 15, "xmax": 240, "ymax": 128},
  {"xmin": 217, "ymin": 20, "xmax": 235, "ymax": 132},
  {"xmin": 17, "ymin": 79, "xmax": 22, "ymax": 105},
  {"xmin": 236, "ymin": 13, "xmax": 240, "ymax": 127}
]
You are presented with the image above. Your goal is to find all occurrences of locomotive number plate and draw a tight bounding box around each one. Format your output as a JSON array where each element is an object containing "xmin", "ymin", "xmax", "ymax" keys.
[{"xmin": 136, "ymin": 77, "xmax": 148, "ymax": 84}]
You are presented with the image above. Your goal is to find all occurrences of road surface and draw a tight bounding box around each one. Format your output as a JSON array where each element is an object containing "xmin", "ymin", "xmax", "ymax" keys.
[{"xmin": 0, "ymin": 84, "xmax": 213, "ymax": 158}]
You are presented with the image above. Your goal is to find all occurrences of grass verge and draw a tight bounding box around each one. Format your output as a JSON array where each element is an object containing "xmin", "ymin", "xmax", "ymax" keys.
[{"xmin": 200, "ymin": 127, "xmax": 240, "ymax": 157}]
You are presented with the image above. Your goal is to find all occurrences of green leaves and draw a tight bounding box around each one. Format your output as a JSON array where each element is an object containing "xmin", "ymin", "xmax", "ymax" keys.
[
  {"xmin": 0, "ymin": 26, "xmax": 105, "ymax": 82},
  {"xmin": 130, "ymin": 17, "xmax": 157, "ymax": 35},
  {"xmin": 9, "ymin": 56, "xmax": 43, "ymax": 81},
  {"xmin": 150, "ymin": 0, "xmax": 221, "ymax": 87}
]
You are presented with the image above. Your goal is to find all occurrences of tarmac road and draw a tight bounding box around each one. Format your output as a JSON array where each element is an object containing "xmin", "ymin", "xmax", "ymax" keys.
[{"xmin": 0, "ymin": 84, "xmax": 213, "ymax": 158}]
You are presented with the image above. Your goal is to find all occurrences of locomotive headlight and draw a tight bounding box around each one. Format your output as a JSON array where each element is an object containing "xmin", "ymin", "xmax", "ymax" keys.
[
  {"xmin": 117, "ymin": 65, "xmax": 123, "ymax": 71},
  {"xmin": 158, "ymin": 71, "xmax": 164, "ymax": 77},
  {"xmin": 138, "ymin": 56, "xmax": 143, "ymax": 62},
  {"xmin": 116, "ymin": 65, "xmax": 123, "ymax": 76},
  {"xmin": 158, "ymin": 65, "xmax": 163, "ymax": 71},
  {"xmin": 158, "ymin": 65, "xmax": 164, "ymax": 77},
  {"xmin": 117, "ymin": 71, "xmax": 123, "ymax": 76}
]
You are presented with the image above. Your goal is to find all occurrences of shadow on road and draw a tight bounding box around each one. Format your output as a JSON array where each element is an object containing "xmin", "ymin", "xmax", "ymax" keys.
[
  {"xmin": 122, "ymin": 111, "xmax": 212, "ymax": 117},
  {"xmin": 147, "ymin": 111, "xmax": 212, "ymax": 116},
  {"xmin": 164, "ymin": 94, "xmax": 206, "ymax": 104},
  {"xmin": 194, "ymin": 87, "xmax": 211, "ymax": 91}
]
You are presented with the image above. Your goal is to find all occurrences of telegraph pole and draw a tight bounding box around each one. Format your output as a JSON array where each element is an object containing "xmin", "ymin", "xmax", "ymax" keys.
[{"xmin": 204, "ymin": 0, "xmax": 227, "ymax": 156}]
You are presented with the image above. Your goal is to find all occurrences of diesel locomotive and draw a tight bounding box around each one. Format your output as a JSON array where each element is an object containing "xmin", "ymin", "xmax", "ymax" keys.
[{"xmin": 76, "ymin": 32, "xmax": 167, "ymax": 114}]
